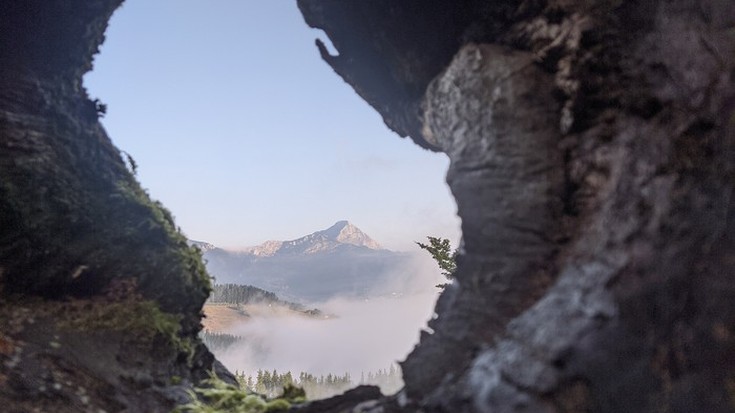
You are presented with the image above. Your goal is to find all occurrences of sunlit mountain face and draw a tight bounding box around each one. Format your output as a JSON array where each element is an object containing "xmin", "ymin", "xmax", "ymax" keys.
[{"xmin": 193, "ymin": 221, "xmax": 415, "ymax": 303}]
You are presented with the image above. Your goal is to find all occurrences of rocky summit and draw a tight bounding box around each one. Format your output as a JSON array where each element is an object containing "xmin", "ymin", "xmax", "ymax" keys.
[
  {"xmin": 195, "ymin": 222, "xmax": 408, "ymax": 303},
  {"xmin": 240, "ymin": 220, "xmax": 383, "ymax": 256}
]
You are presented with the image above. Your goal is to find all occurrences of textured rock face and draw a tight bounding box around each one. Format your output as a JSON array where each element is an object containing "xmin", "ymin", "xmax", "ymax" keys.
[
  {"xmin": 0, "ymin": 1, "xmax": 224, "ymax": 411},
  {"xmin": 0, "ymin": 0, "xmax": 211, "ymax": 320},
  {"xmin": 403, "ymin": 43, "xmax": 563, "ymax": 397},
  {"xmin": 299, "ymin": 0, "xmax": 735, "ymax": 412}
]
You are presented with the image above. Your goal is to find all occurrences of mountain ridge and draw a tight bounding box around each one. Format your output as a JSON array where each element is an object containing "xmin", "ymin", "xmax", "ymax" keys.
[
  {"xmin": 193, "ymin": 220, "xmax": 384, "ymax": 257},
  {"xmin": 191, "ymin": 221, "xmax": 411, "ymax": 302}
]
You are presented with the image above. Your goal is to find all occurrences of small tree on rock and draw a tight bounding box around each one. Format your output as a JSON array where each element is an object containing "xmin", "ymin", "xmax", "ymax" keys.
[{"xmin": 417, "ymin": 236, "xmax": 458, "ymax": 289}]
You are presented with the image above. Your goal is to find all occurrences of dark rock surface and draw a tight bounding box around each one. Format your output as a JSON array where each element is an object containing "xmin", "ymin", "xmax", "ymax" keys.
[
  {"xmin": 299, "ymin": 0, "xmax": 735, "ymax": 412},
  {"xmin": 397, "ymin": 42, "xmax": 564, "ymax": 399},
  {"xmin": 291, "ymin": 385, "xmax": 384, "ymax": 413},
  {"xmin": 0, "ymin": 1, "xmax": 228, "ymax": 411}
]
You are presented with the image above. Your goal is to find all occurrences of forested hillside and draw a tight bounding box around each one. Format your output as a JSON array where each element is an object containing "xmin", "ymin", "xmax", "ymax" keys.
[
  {"xmin": 207, "ymin": 284, "xmax": 321, "ymax": 315},
  {"xmin": 208, "ymin": 284, "xmax": 281, "ymax": 306},
  {"xmin": 199, "ymin": 331, "xmax": 242, "ymax": 352}
]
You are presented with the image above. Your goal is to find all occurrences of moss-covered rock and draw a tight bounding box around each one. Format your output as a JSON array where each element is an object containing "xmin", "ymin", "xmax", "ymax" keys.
[
  {"xmin": 0, "ymin": 0, "xmax": 210, "ymax": 332},
  {"xmin": 0, "ymin": 1, "xmax": 226, "ymax": 411}
]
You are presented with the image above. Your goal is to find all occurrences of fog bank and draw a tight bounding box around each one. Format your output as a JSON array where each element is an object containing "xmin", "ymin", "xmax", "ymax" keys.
[
  {"xmin": 218, "ymin": 292, "xmax": 439, "ymax": 378},
  {"xmin": 215, "ymin": 252, "xmax": 445, "ymax": 379}
]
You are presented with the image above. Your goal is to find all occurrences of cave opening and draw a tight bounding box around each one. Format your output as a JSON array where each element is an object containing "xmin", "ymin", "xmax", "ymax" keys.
[
  {"xmin": 83, "ymin": 0, "xmax": 460, "ymax": 400},
  {"xmin": 4, "ymin": 0, "xmax": 735, "ymax": 411}
]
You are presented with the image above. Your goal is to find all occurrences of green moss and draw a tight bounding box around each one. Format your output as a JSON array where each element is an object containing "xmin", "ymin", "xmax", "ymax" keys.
[
  {"xmin": 278, "ymin": 384, "xmax": 306, "ymax": 405},
  {"xmin": 173, "ymin": 374, "xmax": 304, "ymax": 413},
  {"xmin": 56, "ymin": 297, "xmax": 194, "ymax": 362},
  {"xmin": 0, "ymin": 113, "xmax": 212, "ymax": 311},
  {"xmin": 115, "ymin": 180, "xmax": 213, "ymax": 296},
  {"xmin": 263, "ymin": 400, "xmax": 290, "ymax": 412}
]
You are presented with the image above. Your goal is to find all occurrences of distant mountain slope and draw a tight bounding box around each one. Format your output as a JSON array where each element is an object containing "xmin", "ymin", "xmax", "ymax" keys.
[
  {"xmin": 203, "ymin": 284, "xmax": 322, "ymax": 333},
  {"xmin": 241, "ymin": 220, "xmax": 383, "ymax": 256},
  {"xmin": 208, "ymin": 283, "xmax": 281, "ymax": 305},
  {"xmin": 208, "ymin": 283, "xmax": 315, "ymax": 313},
  {"xmin": 195, "ymin": 221, "xmax": 412, "ymax": 302}
]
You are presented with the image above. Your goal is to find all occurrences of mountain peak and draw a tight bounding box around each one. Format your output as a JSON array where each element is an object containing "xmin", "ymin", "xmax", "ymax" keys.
[
  {"xmin": 322, "ymin": 220, "xmax": 351, "ymax": 237},
  {"xmin": 320, "ymin": 221, "xmax": 382, "ymax": 250},
  {"xmin": 240, "ymin": 221, "xmax": 382, "ymax": 256}
]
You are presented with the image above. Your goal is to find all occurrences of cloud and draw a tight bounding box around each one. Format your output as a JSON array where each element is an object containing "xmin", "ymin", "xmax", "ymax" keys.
[{"xmin": 214, "ymin": 254, "xmax": 446, "ymax": 380}]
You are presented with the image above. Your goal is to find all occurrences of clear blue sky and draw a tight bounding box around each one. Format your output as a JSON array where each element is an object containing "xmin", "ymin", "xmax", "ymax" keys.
[{"xmin": 84, "ymin": 0, "xmax": 460, "ymax": 251}]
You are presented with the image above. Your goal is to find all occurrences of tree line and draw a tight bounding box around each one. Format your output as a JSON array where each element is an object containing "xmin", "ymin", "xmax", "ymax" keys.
[
  {"xmin": 207, "ymin": 283, "xmax": 323, "ymax": 316},
  {"xmin": 234, "ymin": 364, "xmax": 402, "ymax": 400},
  {"xmin": 199, "ymin": 330, "xmax": 242, "ymax": 352},
  {"xmin": 208, "ymin": 283, "xmax": 282, "ymax": 306}
]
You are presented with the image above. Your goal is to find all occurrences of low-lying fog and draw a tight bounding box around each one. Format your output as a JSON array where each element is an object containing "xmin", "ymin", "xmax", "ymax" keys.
[
  {"xmin": 214, "ymin": 253, "xmax": 444, "ymax": 381},
  {"xmin": 219, "ymin": 292, "xmax": 439, "ymax": 378}
]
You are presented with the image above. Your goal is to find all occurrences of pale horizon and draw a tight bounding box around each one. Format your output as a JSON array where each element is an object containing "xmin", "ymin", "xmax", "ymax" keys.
[
  {"xmin": 190, "ymin": 218, "xmax": 453, "ymax": 253},
  {"xmin": 84, "ymin": 0, "xmax": 461, "ymax": 253}
]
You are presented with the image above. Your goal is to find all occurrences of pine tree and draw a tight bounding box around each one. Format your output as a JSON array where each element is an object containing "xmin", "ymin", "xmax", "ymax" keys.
[
  {"xmin": 283, "ymin": 371, "xmax": 293, "ymax": 386},
  {"xmin": 417, "ymin": 236, "xmax": 458, "ymax": 288}
]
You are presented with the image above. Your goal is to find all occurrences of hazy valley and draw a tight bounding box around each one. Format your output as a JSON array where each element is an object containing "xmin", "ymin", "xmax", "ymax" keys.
[
  {"xmin": 195, "ymin": 221, "xmax": 422, "ymax": 303},
  {"xmin": 193, "ymin": 221, "xmax": 444, "ymax": 398}
]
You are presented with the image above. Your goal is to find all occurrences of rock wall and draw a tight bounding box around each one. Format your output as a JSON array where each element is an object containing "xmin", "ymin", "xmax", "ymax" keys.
[
  {"xmin": 299, "ymin": 1, "xmax": 735, "ymax": 412},
  {"xmin": 0, "ymin": 2, "xmax": 226, "ymax": 412}
]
